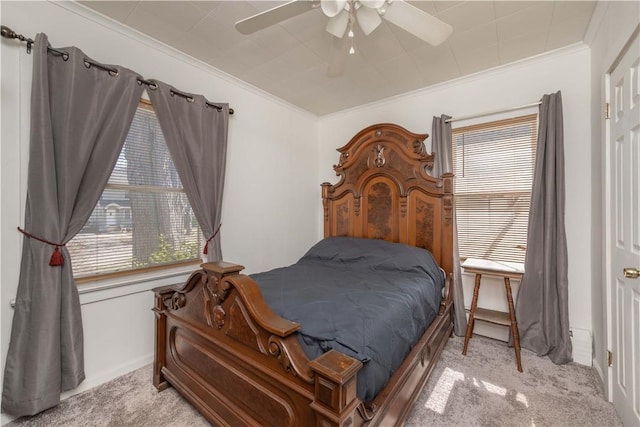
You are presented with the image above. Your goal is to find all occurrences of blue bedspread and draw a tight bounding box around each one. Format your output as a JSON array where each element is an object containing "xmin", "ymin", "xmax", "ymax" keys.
[{"xmin": 251, "ymin": 236, "xmax": 444, "ymax": 402}]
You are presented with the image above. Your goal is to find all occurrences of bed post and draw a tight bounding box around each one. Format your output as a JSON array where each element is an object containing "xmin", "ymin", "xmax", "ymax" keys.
[
  {"xmin": 441, "ymin": 172, "xmax": 455, "ymax": 276},
  {"xmin": 152, "ymin": 286, "xmax": 171, "ymax": 391},
  {"xmin": 309, "ymin": 350, "xmax": 363, "ymax": 427},
  {"xmin": 322, "ymin": 182, "xmax": 332, "ymax": 238},
  {"xmin": 438, "ymin": 172, "xmax": 455, "ymax": 317},
  {"xmin": 152, "ymin": 262, "xmax": 245, "ymax": 392}
]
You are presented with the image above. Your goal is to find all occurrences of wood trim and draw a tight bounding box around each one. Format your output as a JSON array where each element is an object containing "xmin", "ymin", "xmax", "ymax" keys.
[
  {"xmin": 139, "ymin": 98, "xmax": 153, "ymax": 110},
  {"xmin": 607, "ymin": 23, "xmax": 640, "ymax": 73},
  {"xmin": 452, "ymin": 113, "xmax": 538, "ymax": 133},
  {"xmin": 105, "ymin": 183, "xmax": 186, "ymax": 193},
  {"xmin": 75, "ymin": 259, "xmax": 201, "ymax": 284}
]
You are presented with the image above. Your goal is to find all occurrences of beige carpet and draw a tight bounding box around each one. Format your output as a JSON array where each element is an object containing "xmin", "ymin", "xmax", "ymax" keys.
[{"xmin": 8, "ymin": 335, "xmax": 622, "ymax": 427}]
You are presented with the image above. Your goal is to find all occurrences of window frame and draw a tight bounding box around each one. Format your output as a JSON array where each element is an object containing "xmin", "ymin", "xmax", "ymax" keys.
[
  {"xmin": 452, "ymin": 113, "xmax": 538, "ymax": 265},
  {"xmin": 72, "ymin": 99, "xmax": 202, "ymax": 284}
]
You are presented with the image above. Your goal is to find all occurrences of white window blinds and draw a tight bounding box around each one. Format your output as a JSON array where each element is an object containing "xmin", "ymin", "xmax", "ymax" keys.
[
  {"xmin": 452, "ymin": 114, "xmax": 538, "ymax": 264},
  {"xmin": 68, "ymin": 102, "xmax": 202, "ymax": 280}
]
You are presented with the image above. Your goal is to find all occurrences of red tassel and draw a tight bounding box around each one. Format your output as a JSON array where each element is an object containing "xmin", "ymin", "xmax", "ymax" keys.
[
  {"xmin": 16, "ymin": 227, "xmax": 66, "ymax": 267},
  {"xmin": 203, "ymin": 224, "xmax": 221, "ymax": 256},
  {"xmin": 49, "ymin": 246, "xmax": 64, "ymax": 267}
]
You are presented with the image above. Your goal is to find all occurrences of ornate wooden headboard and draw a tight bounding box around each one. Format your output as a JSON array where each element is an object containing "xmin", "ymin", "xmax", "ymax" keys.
[{"xmin": 321, "ymin": 123, "xmax": 454, "ymax": 275}]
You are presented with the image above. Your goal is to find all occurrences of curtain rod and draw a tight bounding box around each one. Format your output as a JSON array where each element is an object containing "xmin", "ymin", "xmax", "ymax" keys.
[
  {"xmin": 445, "ymin": 101, "xmax": 541, "ymax": 124},
  {"xmin": 1, "ymin": 25, "xmax": 234, "ymax": 115}
]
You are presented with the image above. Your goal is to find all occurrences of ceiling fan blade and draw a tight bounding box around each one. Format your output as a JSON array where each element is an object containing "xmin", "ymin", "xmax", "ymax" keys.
[
  {"xmin": 327, "ymin": 37, "xmax": 349, "ymax": 77},
  {"xmin": 381, "ymin": 0, "xmax": 453, "ymax": 46},
  {"xmin": 235, "ymin": 0, "xmax": 319, "ymax": 35},
  {"xmin": 326, "ymin": 10, "xmax": 349, "ymax": 38}
]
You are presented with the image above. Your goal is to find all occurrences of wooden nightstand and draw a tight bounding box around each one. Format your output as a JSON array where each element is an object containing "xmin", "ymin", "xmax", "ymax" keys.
[{"xmin": 461, "ymin": 258, "xmax": 524, "ymax": 372}]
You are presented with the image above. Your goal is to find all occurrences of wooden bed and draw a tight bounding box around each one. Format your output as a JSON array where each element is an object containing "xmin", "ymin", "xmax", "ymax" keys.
[{"xmin": 153, "ymin": 123, "xmax": 454, "ymax": 426}]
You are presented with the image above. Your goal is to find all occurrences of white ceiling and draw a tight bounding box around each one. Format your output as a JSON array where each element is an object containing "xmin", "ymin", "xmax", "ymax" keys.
[{"xmin": 79, "ymin": 1, "xmax": 597, "ymax": 115}]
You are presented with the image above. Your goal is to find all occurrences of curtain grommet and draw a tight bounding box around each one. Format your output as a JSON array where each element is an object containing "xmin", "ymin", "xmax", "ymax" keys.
[
  {"xmin": 84, "ymin": 58, "xmax": 118, "ymax": 76},
  {"xmin": 170, "ymin": 88, "xmax": 195, "ymax": 102},
  {"xmin": 138, "ymin": 79, "xmax": 158, "ymax": 90}
]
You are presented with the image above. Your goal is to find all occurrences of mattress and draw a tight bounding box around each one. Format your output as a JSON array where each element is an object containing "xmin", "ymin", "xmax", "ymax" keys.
[{"xmin": 251, "ymin": 236, "xmax": 444, "ymax": 402}]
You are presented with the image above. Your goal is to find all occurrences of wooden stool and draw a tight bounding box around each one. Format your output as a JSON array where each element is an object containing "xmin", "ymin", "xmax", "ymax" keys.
[{"xmin": 461, "ymin": 259, "xmax": 524, "ymax": 372}]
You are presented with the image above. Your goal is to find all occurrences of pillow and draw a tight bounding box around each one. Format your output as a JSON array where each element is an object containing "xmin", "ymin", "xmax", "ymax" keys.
[{"xmin": 298, "ymin": 236, "xmax": 443, "ymax": 281}]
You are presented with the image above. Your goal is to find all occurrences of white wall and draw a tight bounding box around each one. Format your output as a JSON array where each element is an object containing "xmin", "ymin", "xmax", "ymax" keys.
[
  {"xmin": 0, "ymin": 1, "xmax": 319, "ymax": 423},
  {"xmin": 318, "ymin": 44, "xmax": 593, "ymax": 364},
  {"xmin": 1, "ymin": 0, "xmax": 629, "ymax": 423},
  {"xmin": 585, "ymin": 1, "xmax": 640, "ymax": 396}
]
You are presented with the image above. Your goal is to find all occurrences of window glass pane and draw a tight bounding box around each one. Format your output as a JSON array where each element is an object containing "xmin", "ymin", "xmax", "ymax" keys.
[
  {"xmin": 68, "ymin": 103, "xmax": 201, "ymax": 280},
  {"xmin": 452, "ymin": 114, "xmax": 537, "ymax": 264}
]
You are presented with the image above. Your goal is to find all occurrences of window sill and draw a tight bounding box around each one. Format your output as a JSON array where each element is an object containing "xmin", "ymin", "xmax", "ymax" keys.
[
  {"xmin": 9, "ymin": 263, "xmax": 201, "ymax": 308},
  {"xmin": 78, "ymin": 263, "xmax": 200, "ymax": 306}
]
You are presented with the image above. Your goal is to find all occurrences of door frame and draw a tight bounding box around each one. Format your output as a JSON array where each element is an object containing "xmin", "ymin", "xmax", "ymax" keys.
[{"xmin": 604, "ymin": 22, "xmax": 640, "ymax": 405}]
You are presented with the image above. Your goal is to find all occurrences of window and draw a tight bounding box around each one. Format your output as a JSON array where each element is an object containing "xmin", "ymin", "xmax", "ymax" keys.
[
  {"xmin": 452, "ymin": 114, "xmax": 538, "ymax": 264},
  {"xmin": 68, "ymin": 101, "xmax": 202, "ymax": 280}
]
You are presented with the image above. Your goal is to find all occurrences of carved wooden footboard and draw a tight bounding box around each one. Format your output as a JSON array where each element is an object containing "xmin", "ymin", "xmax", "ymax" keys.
[
  {"xmin": 153, "ymin": 261, "xmax": 357, "ymax": 426},
  {"xmin": 153, "ymin": 123, "xmax": 455, "ymax": 426},
  {"xmin": 153, "ymin": 261, "xmax": 453, "ymax": 426}
]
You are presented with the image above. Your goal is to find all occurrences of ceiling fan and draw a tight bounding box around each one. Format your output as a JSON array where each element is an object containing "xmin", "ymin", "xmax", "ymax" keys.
[{"xmin": 235, "ymin": 0, "xmax": 453, "ymax": 77}]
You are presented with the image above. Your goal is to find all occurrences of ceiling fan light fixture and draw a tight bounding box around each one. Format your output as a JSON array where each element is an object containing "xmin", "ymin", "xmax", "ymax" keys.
[
  {"xmin": 326, "ymin": 11, "xmax": 350, "ymax": 38},
  {"xmin": 356, "ymin": 6, "xmax": 382, "ymax": 35},
  {"xmin": 321, "ymin": 0, "xmax": 347, "ymax": 18}
]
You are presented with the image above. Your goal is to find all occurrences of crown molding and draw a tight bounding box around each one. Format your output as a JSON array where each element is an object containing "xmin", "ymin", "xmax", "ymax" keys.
[
  {"xmin": 53, "ymin": 1, "xmax": 317, "ymax": 119},
  {"xmin": 323, "ymin": 42, "xmax": 590, "ymax": 119}
]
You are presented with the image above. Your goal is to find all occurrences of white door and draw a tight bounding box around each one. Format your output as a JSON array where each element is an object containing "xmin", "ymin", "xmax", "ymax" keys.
[{"xmin": 608, "ymin": 29, "xmax": 640, "ymax": 427}]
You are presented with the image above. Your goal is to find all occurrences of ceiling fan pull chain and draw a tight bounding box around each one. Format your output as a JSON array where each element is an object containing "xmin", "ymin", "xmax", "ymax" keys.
[{"xmin": 348, "ymin": 11, "xmax": 356, "ymax": 54}]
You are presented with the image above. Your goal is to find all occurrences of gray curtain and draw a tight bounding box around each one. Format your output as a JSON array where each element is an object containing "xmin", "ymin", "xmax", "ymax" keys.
[
  {"xmin": 515, "ymin": 91, "xmax": 572, "ymax": 364},
  {"xmin": 148, "ymin": 82, "xmax": 229, "ymax": 261},
  {"xmin": 2, "ymin": 34, "xmax": 144, "ymax": 416},
  {"xmin": 432, "ymin": 114, "xmax": 467, "ymax": 336}
]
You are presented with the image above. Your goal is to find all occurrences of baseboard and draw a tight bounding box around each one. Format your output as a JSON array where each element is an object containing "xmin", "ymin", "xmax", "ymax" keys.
[
  {"xmin": 468, "ymin": 321, "xmax": 593, "ymax": 367},
  {"xmin": 1, "ymin": 413, "xmax": 16, "ymax": 426},
  {"xmin": 570, "ymin": 328, "xmax": 592, "ymax": 366},
  {"xmin": 60, "ymin": 353, "xmax": 154, "ymax": 400}
]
